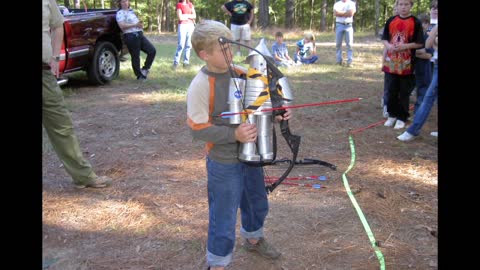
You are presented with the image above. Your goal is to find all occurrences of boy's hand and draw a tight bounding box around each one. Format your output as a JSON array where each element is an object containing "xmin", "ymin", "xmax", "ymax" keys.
[
  {"xmin": 275, "ymin": 108, "xmax": 292, "ymax": 122},
  {"xmin": 235, "ymin": 123, "xmax": 257, "ymax": 143}
]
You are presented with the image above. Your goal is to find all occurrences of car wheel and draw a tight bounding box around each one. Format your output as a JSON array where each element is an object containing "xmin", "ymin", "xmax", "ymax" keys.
[{"xmin": 87, "ymin": 41, "xmax": 119, "ymax": 85}]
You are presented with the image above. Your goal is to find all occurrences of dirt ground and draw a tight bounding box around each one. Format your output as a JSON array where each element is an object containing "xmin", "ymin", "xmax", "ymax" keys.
[{"xmin": 42, "ymin": 34, "xmax": 437, "ymax": 270}]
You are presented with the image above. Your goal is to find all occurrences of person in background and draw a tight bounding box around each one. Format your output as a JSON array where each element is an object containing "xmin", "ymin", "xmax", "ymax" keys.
[
  {"xmin": 429, "ymin": 0, "xmax": 437, "ymax": 27},
  {"xmin": 43, "ymin": 0, "xmax": 112, "ymax": 189},
  {"xmin": 221, "ymin": 0, "xmax": 254, "ymax": 57},
  {"xmin": 116, "ymin": 0, "xmax": 156, "ymax": 80},
  {"xmin": 333, "ymin": 0, "xmax": 356, "ymax": 67},
  {"xmin": 412, "ymin": 13, "xmax": 434, "ymax": 115},
  {"xmin": 397, "ymin": 23, "xmax": 438, "ymax": 141},
  {"xmin": 172, "ymin": 0, "xmax": 196, "ymax": 70},
  {"xmin": 271, "ymin": 31, "xmax": 296, "ymax": 67},
  {"xmin": 187, "ymin": 20, "xmax": 287, "ymax": 270},
  {"xmin": 381, "ymin": 0, "xmax": 423, "ymax": 130},
  {"xmin": 381, "ymin": 3, "xmax": 398, "ymax": 118},
  {"xmin": 294, "ymin": 33, "xmax": 318, "ymax": 65}
]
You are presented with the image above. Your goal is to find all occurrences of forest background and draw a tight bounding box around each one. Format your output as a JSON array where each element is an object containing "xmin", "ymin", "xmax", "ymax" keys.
[{"xmin": 58, "ymin": 0, "xmax": 434, "ymax": 37}]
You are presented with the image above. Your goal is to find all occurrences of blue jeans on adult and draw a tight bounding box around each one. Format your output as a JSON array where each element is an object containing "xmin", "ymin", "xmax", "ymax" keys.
[
  {"xmin": 206, "ymin": 157, "xmax": 268, "ymax": 267},
  {"xmin": 413, "ymin": 59, "xmax": 433, "ymax": 114},
  {"xmin": 173, "ymin": 23, "xmax": 195, "ymax": 65},
  {"xmin": 407, "ymin": 63, "xmax": 438, "ymax": 136},
  {"xmin": 335, "ymin": 23, "xmax": 354, "ymax": 64}
]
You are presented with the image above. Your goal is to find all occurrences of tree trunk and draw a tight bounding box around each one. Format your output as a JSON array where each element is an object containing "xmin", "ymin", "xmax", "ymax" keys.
[
  {"xmin": 251, "ymin": 0, "xmax": 257, "ymax": 29},
  {"xmin": 309, "ymin": 0, "xmax": 315, "ymax": 30},
  {"xmin": 63, "ymin": 0, "xmax": 70, "ymax": 8},
  {"xmin": 320, "ymin": 0, "xmax": 327, "ymax": 31},
  {"xmin": 375, "ymin": 0, "xmax": 380, "ymax": 36},
  {"xmin": 285, "ymin": 0, "xmax": 295, "ymax": 29},
  {"xmin": 258, "ymin": 0, "xmax": 269, "ymax": 29}
]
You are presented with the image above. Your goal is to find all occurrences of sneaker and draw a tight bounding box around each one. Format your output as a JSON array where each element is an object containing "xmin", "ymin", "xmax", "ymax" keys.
[
  {"xmin": 393, "ymin": 119, "xmax": 406, "ymax": 129},
  {"xmin": 244, "ymin": 238, "xmax": 281, "ymax": 259},
  {"xmin": 141, "ymin": 68, "xmax": 149, "ymax": 78},
  {"xmin": 384, "ymin": 117, "xmax": 397, "ymax": 127},
  {"xmin": 382, "ymin": 105, "xmax": 389, "ymax": 118},
  {"xmin": 397, "ymin": 131, "xmax": 415, "ymax": 141},
  {"xmin": 430, "ymin": 131, "xmax": 438, "ymax": 137},
  {"xmin": 183, "ymin": 63, "xmax": 189, "ymax": 68},
  {"xmin": 119, "ymin": 55, "xmax": 128, "ymax": 62},
  {"xmin": 137, "ymin": 76, "xmax": 147, "ymax": 81},
  {"xmin": 336, "ymin": 62, "xmax": 342, "ymax": 66},
  {"xmin": 75, "ymin": 176, "xmax": 112, "ymax": 189},
  {"xmin": 346, "ymin": 62, "xmax": 353, "ymax": 68},
  {"xmin": 171, "ymin": 63, "xmax": 178, "ymax": 71}
]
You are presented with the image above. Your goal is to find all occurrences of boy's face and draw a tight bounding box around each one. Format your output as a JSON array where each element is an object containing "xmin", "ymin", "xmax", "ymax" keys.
[
  {"xmin": 397, "ymin": 0, "xmax": 412, "ymax": 17},
  {"xmin": 276, "ymin": 36, "xmax": 284, "ymax": 43},
  {"xmin": 422, "ymin": 22, "xmax": 429, "ymax": 31},
  {"xmin": 201, "ymin": 42, "xmax": 233, "ymax": 73},
  {"xmin": 430, "ymin": 6, "xmax": 438, "ymax": 19}
]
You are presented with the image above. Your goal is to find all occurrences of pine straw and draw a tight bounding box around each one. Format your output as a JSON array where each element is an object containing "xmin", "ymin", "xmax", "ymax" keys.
[{"xmin": 43, "ymin": 34, "xmax": 437, "ymax": 269}]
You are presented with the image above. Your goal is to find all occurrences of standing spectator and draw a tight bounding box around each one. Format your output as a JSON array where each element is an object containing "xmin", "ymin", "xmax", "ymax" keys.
[
  {"xmin": 187, "ymin": 20, "xmax": 286, "ymax": 270},
  {"xmin": 381, "ymin": 0, "xmax": 423, "ymax": 130},
  {"xmin": 294, "ymin": 33, "xmax": 318, "ymax": 65},
  {"xmin": 397, "ymin": 24, "xmax": 438, "ymax": 141},
  {"xmin": 116, "ymin": 0, "xmax": 156, "ymax": 80},
  {"xmin": 429, "ymin": 0, "xmax": 438, "ymax": 26},
  {"xmin": 43, "ymin": 0, "xmax": 112, "ymax": 189},
  {"xmin": 172, "ymin": 0, "xmax": 196, "ymax": 70},
  {"xmin": 381, "ymin": 3, "xmax": 398, "ymax": 118},
  {"xmin": 271, "ymin": 31, "xmax": 296, "ymax": 67},
  {"xmin": 333, "ymin": 0, "xmax": 356, "ymax": 67},
  {"xmin": 221, "ymin": 0, "xmax": 254, "ymax": 57},
  {"xmin": 413, "ymin": 13, "xmax": 434, "ymax": 114}
]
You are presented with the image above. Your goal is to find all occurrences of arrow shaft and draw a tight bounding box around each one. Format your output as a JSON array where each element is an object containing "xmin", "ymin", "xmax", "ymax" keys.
[{"xmin": 219, "ymin": 98, "xmax": 362, "ymax": 117}]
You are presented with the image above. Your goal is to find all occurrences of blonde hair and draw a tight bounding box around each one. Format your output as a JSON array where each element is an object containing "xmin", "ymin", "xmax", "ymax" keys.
[
  {"xmin": 394, "ymin": 0, "xmax": 415, "ymax": 7},
  {"xmin": 304, "ymin": 32, "xmax": 315, "ymax": 42},
  {"xmin": 191, "ymin": 20, "xmax": 233, "ymax": 56}
]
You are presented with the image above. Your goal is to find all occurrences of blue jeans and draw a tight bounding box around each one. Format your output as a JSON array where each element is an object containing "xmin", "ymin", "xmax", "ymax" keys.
[
  {"xmin": 294, "ymin": 54, "xmax": 318, "ymax": 64},
  {"xmin": 414, "ymin": 59, "xmax": 433, "ymax": 114},
  {"xmin": 173, "ymin": 23, "xmax": 195, "ymax": 65},
  {"xmin": 335, "ymin": 23, "xmax": 354, "ymax": 64},
  {"xmin": 206, "ymin": 157, "xmax": 268, "ymax": 267},
  {"xmin": 407, "ymin": 63, "xmax": 438, "ymax": 136}
]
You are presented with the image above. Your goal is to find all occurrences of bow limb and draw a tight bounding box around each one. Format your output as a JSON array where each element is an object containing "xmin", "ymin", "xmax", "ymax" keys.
[{"xmin": 265, "ymin": 120, "xmax": 301, "ymax": 193}]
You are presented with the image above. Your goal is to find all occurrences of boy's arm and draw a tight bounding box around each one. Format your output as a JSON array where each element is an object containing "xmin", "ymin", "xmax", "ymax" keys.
[
  {"xmin": 415, "ymin": 48, "xmax": 432, "ymax": 59},
  {"xmin": 187, "ymin": 73, "xmax": 237, "ymax": 144},
  {"xmin": 221, "ymin": 4, "xmax": 231, "ymax": 16},
  {"xmin": 426, "ymin": 25, "xmax": 438, "ymax": 49}
]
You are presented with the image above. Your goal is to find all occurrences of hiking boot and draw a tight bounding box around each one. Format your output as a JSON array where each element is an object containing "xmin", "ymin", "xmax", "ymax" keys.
[
  {"xmin": 75, "ymin": 176, "xmax": 112, "ymax": 189},
  {"xmin": 244, "ymin": 238, "xmax": 281, "ymax": 259}
]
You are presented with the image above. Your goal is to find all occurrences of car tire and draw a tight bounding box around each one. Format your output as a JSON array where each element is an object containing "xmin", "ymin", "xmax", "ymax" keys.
[{"xmin": 87, "ymin": 41, "xmax": 119, "ymax": 85}]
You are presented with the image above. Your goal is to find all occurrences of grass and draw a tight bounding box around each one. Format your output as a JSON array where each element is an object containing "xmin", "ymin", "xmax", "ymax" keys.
[{"xmin": 97, "ymin": 31, "xmax": 385, "ymax": 97}]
